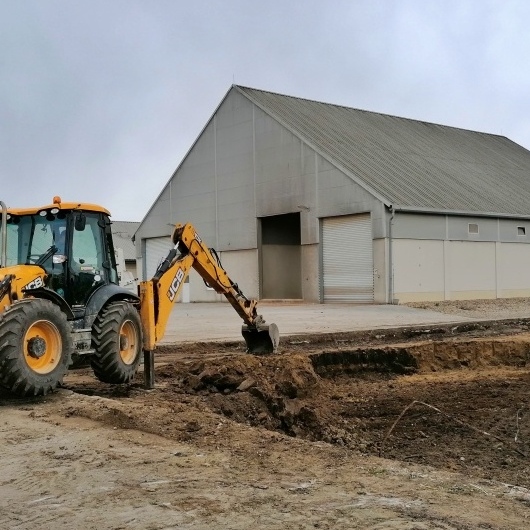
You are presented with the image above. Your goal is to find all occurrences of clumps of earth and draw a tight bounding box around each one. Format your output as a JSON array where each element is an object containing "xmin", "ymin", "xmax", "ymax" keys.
[{"xmin": 62, "ymin": 318, "xmax": 530, "ymax": 489}]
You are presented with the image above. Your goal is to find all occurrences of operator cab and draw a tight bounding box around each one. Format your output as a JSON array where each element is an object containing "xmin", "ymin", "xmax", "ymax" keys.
[{"xmin": 5, "ymin": 197, "xmax": 119, "ymax": 307}]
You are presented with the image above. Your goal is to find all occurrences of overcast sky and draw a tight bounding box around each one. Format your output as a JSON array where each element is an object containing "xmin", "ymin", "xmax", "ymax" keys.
[{"xmin": 2, "ymin": 0, "xmax": 529, "ymax": 221}]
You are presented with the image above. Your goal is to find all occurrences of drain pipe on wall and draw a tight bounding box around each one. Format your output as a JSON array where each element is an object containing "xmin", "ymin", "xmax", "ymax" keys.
[
  {"xmin": 388, "ymin": 205, "xmax": 395, "ymax": 304},
  {"xmin": 0, "ymin": 201, "xmax": 7, "ymax": 268}
]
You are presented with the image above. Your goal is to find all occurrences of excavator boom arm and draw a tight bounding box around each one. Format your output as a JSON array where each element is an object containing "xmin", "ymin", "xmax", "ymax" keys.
[
  {"xmin": 139, "ymin": 223, "xmax": 278, "ymax": 353},
  {"xmin": 173, "ymin": 224, "xmax": 263, "ymax": 325}
]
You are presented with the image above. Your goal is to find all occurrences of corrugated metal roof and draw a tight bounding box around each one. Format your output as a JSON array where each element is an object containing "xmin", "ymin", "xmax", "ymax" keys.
[
  {"xmin": 111, "ymin": 221, "xmax": 139, "ymax": 261},
  {"xmin": 236, "ymin": 85, "xmax": 530, "ymax": 216}
]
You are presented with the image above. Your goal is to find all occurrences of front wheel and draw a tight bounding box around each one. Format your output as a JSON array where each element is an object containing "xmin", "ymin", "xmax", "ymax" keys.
[
  {"xmin": 91, "ymin": 302, "xmax": 142, "ymax": 384},
  {"xmin": 0, "ymin": 299, "xmax": 73, "ymax": 397}
]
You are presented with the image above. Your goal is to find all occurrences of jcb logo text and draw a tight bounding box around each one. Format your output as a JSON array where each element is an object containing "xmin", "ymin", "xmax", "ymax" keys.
[
  {"xmin": 167, "ymin": 268, "xmax": 185, "ymax": 302},
  {"xmin": 24, "ymin": 277, "xmax": 44, "ymax": 290}
]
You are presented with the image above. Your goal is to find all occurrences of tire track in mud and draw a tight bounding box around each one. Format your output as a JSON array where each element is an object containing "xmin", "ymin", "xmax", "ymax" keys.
[
  {"xmin": 0, "ymin": 407, "xmax": 135, "ymax": 529},
  {"xmin": 0, "ymin": 427, "xmax": 74, "ymax": 529},
  {"xmin": 0, "ymin": 403, "xmax": 238, "ymax": 529},
  {"xmin": 2, "ymin": 390, "xmax": 529, "ymax": 528}
]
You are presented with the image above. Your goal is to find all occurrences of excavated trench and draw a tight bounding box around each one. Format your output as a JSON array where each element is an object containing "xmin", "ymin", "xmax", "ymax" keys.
[
  {"xmin": 151, "ymin": 331, "xmax": 530, "ymax": 487},
  {"xmin": 57, "ymin": 321, "xmax": 530, "ymax": 489}
]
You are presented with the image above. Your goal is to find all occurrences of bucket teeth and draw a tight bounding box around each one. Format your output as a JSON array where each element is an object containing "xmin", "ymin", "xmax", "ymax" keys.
[{"xmin": 242, "ymin": 323, "xmax": 279, "ymax": 354}]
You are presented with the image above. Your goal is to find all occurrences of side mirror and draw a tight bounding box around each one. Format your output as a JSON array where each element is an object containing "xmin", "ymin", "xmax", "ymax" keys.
[{"xmin": 75, "ymin": 213, "xmax": 86, "ymax": 231}]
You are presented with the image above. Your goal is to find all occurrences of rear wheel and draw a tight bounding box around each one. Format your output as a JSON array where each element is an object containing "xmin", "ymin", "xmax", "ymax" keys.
[
  {"xmin": 0, "ymin": 299, "xmax": 73, "ymax": 397},
  {"xmin": 91, "ymin": 302, "xmax": 142, "ymax": 384}
]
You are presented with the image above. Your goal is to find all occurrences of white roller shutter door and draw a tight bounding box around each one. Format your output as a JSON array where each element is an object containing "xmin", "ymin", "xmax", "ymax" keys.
[
  {"xmin": 145, "ymin": 237, "xmax": 173, "ymax": 279},
  {"xmin": 322, "ymin": 214, "xmax": 373, "ymax": 302}
]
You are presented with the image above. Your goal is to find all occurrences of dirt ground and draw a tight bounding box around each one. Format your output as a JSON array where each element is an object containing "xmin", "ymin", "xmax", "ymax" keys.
[{"xmin": 3, "ymin": 300, "xmax": 530, "ymax": 529}]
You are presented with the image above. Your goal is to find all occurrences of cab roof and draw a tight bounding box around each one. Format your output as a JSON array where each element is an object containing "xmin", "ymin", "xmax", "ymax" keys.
[{"xmin": 6, "ymin": 196, "xmax": 110, "ymax": 216}]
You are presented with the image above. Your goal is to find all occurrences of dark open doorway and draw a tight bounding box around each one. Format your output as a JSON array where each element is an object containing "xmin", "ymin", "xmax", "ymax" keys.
[{"xmin": 259, "ymin": 213, "xmax": 302, "ymax": 299}]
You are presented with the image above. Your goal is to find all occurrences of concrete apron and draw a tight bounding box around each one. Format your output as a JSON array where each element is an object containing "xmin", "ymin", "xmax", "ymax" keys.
[{"xmin": 159, "ymin": 302, "xmax": 474, "ymax": 345}]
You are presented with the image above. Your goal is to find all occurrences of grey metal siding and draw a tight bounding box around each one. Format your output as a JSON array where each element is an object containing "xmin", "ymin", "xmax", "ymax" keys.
[
  {"xmin": 216, "ymin": 92, "xmax": 256, "ymax": 249},
  {"xmin": 317, "ymin": 155, "xmax": 386, "ymax": 239},
  {"xmin": 392, "ymin": 213, "xmax": 446, "ymax": 240},
  {"xmin": 499, "ymin": 219, "xmax": 530, "ymax": 242},
  {"xmin": 135, "ymin": 185, "xmax": 172, "ymax": 241},
  {"xmin": 134, "ymin": 85, "xmax": 530, "ymax": 304},
  {"xmin": 254, "ymin": 111, "xmax": 307, "ymax": 217},
  {"xmin": 171, "ymin": 120, "xmax": 217, "ymax": 244},
  {"xmin": 392, "ymin": 212, "xmax": 530, "ymax": 244},
  {"xmin": 237, "ymin": 85, "xmax": 530, "ymax": 217},
  {"xmin": 137, "ymin": 89, "xmax": 389, "ymax": 259},
  {"xmin": 447, "ymin": 215, "xmax": 498, "ymax": 241}
]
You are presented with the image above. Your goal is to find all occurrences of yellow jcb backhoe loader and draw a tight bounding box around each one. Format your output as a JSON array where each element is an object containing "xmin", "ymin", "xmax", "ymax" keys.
[{"xmin": 0, "ymin": 197, "xmax": 278, "ymax": 397}]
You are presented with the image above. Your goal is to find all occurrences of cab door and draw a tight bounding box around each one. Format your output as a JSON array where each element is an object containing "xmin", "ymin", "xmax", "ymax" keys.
[{"xmin": 67, "ymin": 213, "xmax": 110, "ymax": 306}]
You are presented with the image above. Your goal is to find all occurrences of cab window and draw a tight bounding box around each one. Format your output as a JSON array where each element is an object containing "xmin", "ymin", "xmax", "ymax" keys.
[{"xmin": 72, "ymin": 215, "xmax": 107, "ymax": 282}]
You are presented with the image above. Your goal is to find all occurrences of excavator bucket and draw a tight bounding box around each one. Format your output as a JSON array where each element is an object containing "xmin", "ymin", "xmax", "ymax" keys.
[{"xmin": 242, "ymin": 323, "xmax": 279, "ymax": 354}]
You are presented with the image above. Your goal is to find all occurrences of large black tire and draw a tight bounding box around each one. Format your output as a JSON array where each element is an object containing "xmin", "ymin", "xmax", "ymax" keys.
[
  {"xmin": 0, "ymin": 299, "xmax": 73, "ymax": 397},
  {"xmin": 91, "ymin": 301, "xmax": 142, "ymax": 384}
]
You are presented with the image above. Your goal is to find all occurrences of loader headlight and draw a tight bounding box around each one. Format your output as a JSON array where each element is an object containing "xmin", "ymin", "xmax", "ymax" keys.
[{"xmin": 38, "ymin": 209, "xmax": 57, "ymax": 221}]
